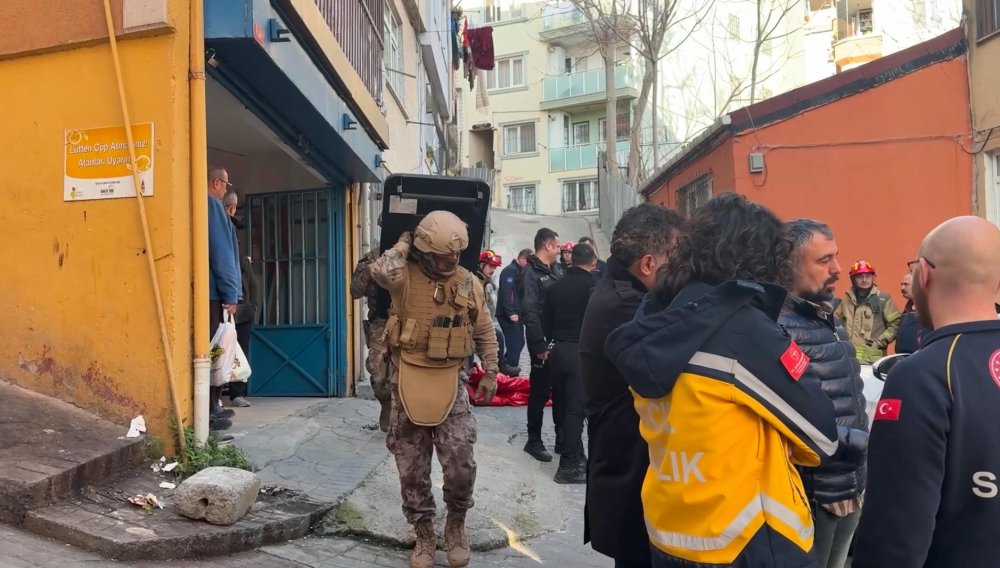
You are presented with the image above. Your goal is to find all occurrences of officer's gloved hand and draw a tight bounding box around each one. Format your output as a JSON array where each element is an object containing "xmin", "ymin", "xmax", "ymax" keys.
[
  {"xmin": 398, "ymin": 231, "xmax": 413, "ymax": 246},
  {"xmin": 833, "ymin": 426, "xmax": 869, "ymax": 464},
  {"xmin": 475, "ymin": 371, "xmax": 497, "ymax": 404}
]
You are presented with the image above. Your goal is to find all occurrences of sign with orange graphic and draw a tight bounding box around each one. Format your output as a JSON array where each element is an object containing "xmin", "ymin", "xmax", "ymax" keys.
[{"xmin": 64, "ymin": 123, "xmax": 154, "ymax": 201}]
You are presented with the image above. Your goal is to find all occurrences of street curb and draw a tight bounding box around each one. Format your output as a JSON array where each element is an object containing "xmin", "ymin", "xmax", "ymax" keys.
[{"xmin": 24, "ymin": 483, "xmax": 333, "ymax": 561}]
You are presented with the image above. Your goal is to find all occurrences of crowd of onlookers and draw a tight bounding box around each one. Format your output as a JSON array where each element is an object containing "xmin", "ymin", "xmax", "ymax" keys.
[{"xmin": 481, "ymin": 195, "xmax": 1000, "ymax": 568}]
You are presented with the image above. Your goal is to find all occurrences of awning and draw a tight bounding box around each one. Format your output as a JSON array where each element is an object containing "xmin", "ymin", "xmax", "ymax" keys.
[{"xmin": 204, "ymin": 0, "xmax": 383, "ymax": 185}]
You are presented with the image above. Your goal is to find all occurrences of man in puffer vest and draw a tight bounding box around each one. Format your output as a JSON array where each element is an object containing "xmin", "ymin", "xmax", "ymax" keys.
[
  {"xmin": 606, "ymin": 194, "xmax": 868, "ymax": 568},
  {"xmin": 368, "ymin": 210, "xmax": 499, "ymax": 568},
  {"xmin": 780, "ymin": 220, "xmax": 869, "ymax": 568},
  {"xmin": 834, "ymin": 260, "xmax": 901, "ymax": 364}
]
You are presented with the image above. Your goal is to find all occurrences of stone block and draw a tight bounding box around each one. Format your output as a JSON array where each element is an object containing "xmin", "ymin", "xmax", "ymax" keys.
[{"xmin": 174, "ymin": 467, "xmax": 260, "ymax": 526}]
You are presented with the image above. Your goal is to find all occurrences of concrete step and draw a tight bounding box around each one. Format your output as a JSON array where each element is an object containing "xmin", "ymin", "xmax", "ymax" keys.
[
  {"xmin": 24, "ymin": 470, "xmax": 333, "ymax": 560},
  {"xmin": 0, "ymin": 379, "xmax": 145, "ymax": 524}
]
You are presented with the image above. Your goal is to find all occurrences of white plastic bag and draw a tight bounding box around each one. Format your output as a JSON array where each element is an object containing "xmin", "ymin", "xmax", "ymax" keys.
[
  {"xmin": 210, "ymin": 313, "xmax": 238, "ymax": 387},
  {"xmin": 230, "ymin": 338, "xmax": 252, "ymax": 383}
]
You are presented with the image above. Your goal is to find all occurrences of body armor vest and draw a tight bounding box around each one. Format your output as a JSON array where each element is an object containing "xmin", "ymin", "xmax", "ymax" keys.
[{"xmin": 385, "ymin": 261, "xmax": 476, "ymax": 426}]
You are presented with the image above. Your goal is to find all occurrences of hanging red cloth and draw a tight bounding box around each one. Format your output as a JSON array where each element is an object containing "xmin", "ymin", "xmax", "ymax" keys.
[{"xmin": 466, "ymin": 26, "xmax": 495, "ymax": 71}]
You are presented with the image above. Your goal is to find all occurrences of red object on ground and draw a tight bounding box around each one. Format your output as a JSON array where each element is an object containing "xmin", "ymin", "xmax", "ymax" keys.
[{"xmin": 467, "ymin": 366, "xmax": 551, "ymax": 407}]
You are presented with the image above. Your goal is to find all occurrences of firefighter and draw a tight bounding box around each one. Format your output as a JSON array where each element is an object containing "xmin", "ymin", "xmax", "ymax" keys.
[{"xmin": 834, "ymin": 260, "xmax": 901, "ymax": 363}]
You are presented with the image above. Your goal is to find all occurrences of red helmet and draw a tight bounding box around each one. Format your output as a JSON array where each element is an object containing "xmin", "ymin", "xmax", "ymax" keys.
[
  {"xmin": 849, "ymin": 260, "xmax": 876, "ymax": 277},
  {"xmin": 479, "ymin": 250, "xmax": 502, "ymax": 267},
  {"xmin": 560, "ymin": 242, "xmax": 575, "ymax": 252}
]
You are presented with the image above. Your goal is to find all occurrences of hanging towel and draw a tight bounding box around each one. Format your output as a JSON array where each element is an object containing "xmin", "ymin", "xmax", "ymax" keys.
[
  {"xmin": 475, "ymin": 69, "xmax": 489, "ymax": 112},
  {"xmin": 467, "ymin": 26, "xmax": 495, "ymax": 71}
]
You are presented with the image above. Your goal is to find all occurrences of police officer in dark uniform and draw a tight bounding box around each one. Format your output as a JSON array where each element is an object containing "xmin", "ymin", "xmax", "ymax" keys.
[
  {"xmin": 854, "ymin": 216, "xmax": 1000, "ymax": 568},
  {"xmin": 542, "ymin": 243, "xmax": 597, "ymax": 483}
]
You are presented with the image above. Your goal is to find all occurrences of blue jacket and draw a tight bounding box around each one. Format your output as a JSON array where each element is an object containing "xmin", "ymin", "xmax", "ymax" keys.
[
  {"xmin": 208, "ymin": 196, "xmax": 242, "ymax": 304},
  {"xmin": 496, "ymin": 260, "xmax": 521, "ymax": 320}
]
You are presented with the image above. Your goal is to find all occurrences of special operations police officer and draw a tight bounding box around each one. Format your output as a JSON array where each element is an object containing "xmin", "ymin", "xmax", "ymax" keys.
[
  {"xmin": 854, "ymin": 216, "xmax": 1000, "ymax": 568},
  {"xmin": 368, "ymin": 210, "xmax": 499, "ymax": 568}
]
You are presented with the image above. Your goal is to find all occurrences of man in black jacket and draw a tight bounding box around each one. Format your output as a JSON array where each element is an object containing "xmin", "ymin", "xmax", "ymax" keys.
[
  {"xmin": 578, "ymin": 236, "xmax": 608, "ymax": 278},
  {"xmin": 854, "ymin": 216, "xmax": 1000, "ymax": 568},
  {"xmin": 497, "ymin": 249, "xmax": 531, "ymax": 368},
  {"xmin": 579, "ymin": 204, "xmax": 683, "ymax": 568},
  {"xmin": 543, "ymin": 243, "xmax": 598, "ymax": 484},
  {"xmin": 780, "ymin": 219, "xmax": 868, "ymax": 568},
  {"xmin": 518, "ymin": 228, "xmax": 562, "ymax": 462}
]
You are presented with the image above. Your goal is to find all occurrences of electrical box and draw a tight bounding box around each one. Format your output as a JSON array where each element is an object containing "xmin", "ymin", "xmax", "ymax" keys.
[{"xmin": 748, "ymin": 152, "xmax": 765, "ymax": 174}]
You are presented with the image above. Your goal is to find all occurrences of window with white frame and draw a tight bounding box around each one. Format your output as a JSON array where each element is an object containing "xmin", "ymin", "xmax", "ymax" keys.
[
  {"xmin": 978, "ymin": 0, "xmax": 1000, "ymax": 39},
  {"xmin": 986, "ymin": 152, "xmax": 1000, "ymax": 226},
  {"xmin": 598, "ymin": 114, "xmax": 631, "ymax": 141},
  {"xmin": 508, "ymin": 184, "xmax": 536, "ymax": 213},
  {"xmin": 503, "ymin": 122, "xmax": 536, "ymax": 155},
  {"xmin": 573, "ymin": 122, "xmax": 590, "ymax": 145},
  {"xmin": 677, "ymin": 174, "xmax": 712, "ymax": 217},
  {"xmin": 383, "ymin": 4, "xmax": 404, "ymax": 103},
  {"xmin": 483, "ymin": 2, "xmax": 524, "ymax": 23},
  {"xmin": 562, "ymin": 179, "xmax": 599, "ymax": 213},
  {"xmin": 486, "ymin": 56, "xmax": 526, "ymax": 90}
]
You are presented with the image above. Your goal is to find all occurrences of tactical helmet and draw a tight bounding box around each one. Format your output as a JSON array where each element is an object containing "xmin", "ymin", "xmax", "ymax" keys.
[
  {"xmin": 413, "ymin": 211, "xmax": 469, "ymax": 255},
  {"xmin": 849, "ymin": 260, "xmax": 876, "ymax": 277}
]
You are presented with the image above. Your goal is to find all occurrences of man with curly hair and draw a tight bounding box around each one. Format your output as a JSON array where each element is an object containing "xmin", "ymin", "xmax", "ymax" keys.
[{"xmin": 606, "ymin": 193, "xmax": 866, "ymax": 568}]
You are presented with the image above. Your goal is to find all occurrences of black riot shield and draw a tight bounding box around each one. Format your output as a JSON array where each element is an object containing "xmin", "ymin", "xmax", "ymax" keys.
[{"xmin": 374, "ymin": 174, "xmax": 492, "ymax": 318}]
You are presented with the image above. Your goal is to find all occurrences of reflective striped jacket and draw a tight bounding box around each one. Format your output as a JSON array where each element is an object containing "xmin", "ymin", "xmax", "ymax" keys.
[{"xmin": 606, "ymin": 280, "xmax": 840, "ymax": 568}]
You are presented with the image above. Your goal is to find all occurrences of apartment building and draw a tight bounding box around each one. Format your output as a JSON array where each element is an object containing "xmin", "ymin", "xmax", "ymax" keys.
[
  {"xmin": 458, "ymin": 1, "xmax": 641, "ymax": 216},
  {"xmin": 804, "ymin": 0, "xmax": 962, "ymax": 79},
  {"xmin": 966, "ymin": 0, "xmax": 1000, "ymax": 223}
]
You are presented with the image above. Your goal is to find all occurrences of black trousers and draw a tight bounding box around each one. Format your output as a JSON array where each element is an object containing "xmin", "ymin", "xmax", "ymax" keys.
[
  {"xmin": 550, "ymin": 341, "xmax": 584, "ymax": 461},
  {"xmin": 229, "ymin": 320, "xmax": 252, "ymax": 399},
  {"xmin": 527, "ymin": 351, "xmax": 561, "ymax": 441}
]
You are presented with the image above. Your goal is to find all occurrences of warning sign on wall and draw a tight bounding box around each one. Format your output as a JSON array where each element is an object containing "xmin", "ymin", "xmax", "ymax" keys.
[{"xmin": 64, "ymin": 123, "xmax": 154, "ymax": 201}]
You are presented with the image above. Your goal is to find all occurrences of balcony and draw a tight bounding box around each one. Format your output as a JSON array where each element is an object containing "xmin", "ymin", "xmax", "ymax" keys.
[
  {"xmin": 550, "ymin": 140, "xmax": 629, "ymax": 172},
  {"xmin": 541, "ymin": 65, "xmax": 641, "ymax": 111},
  {"xmin": 539, "ymin": 7, "xmax": 590, "ymax": 45},
  {"xmin": 315, "ymin": 0, "xmax": 384, "ymax": 104},
  {"xmin": 833, "ymin": 34, "xmax": 881, "ymax": 70}
]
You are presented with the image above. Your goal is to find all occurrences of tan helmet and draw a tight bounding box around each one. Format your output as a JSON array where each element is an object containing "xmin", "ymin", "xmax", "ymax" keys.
[{"xmin": 413, "ymin": 210, "xmax": 469, "ymax": 254}]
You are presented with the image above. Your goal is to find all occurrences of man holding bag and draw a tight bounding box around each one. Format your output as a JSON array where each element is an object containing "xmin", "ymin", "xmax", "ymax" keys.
[{"xmin": 207, "ymin": 165, "xmax": 242, "ymax": 432}]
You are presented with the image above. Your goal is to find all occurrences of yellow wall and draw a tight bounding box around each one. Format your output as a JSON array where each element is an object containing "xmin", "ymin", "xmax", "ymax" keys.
[{"xmin": 0, "ymin": 2, "xmax": 193, "ymax": 438}]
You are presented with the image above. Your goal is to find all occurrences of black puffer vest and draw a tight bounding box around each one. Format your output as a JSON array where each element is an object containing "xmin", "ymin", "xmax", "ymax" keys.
[{"xmin": 779, "ymin": 296, "xmax": 868, "ymax": 504}]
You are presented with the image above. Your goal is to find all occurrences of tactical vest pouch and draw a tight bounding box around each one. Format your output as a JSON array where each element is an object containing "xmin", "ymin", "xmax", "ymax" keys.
[
  {"xmin": 399, "ymin": 318, "xmax": 419, "ymax": 350},
  {"xmin": 397, "ymin": 351, "xmax": 459, "ymax": 426},
  {"xmin": 450, "ymin": 284, "xmax": 471, "ymax": 311},
  {"xmin": 384, "ymin": 314, "xmax": 401, "ymax": 347},
  {"xmin": 426, "ymin": 326, "xmax": 451, "ymax": 360},
  {"xmin": 447, "ymin": 326, "xmax": 472, "ymax": 359}
]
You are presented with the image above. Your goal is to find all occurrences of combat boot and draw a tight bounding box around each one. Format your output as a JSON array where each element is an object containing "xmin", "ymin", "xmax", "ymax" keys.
[
  {"xmin": 410, "ymin": 521, "xmax": 436, "ymax": 568},
  {"xmin": 378, "ymin": 398, "xmax": 391, "ymax": 433},
  {"xmin": 499, "ymin": 361, "xmax": 521, "ymax": 377},
  {"xmin": 445, "ymin": 512, "xmax": 471, "ymax": 567}
]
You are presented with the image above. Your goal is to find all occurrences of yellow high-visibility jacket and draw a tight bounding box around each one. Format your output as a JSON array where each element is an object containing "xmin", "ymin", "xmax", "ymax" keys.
[{"xmin": 607, "ymin": 281, "xmax": 841, "ymax": 568}]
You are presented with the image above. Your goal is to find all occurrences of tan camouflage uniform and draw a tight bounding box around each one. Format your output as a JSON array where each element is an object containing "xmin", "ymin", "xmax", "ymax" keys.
[
  {"xmin": 350, "ymin": 250, "xmax": 391, "ymax": 405},
  {"xmin": 369, "ymin": 237, "xmax": 498, "ymax": 525}
]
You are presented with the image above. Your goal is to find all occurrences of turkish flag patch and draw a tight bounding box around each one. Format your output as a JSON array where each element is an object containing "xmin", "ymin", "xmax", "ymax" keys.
[
  {"xmin": 780, "ymin": 341, "xmax": 810, "ymax": 381},
  {"xmin": 874, "ymin": 399, "xmax": 902, "ymax": 421}
]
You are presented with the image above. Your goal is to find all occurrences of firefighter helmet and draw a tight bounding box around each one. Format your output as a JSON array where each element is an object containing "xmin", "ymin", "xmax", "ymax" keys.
[
  {"xmin": 849, "ymin": 260, "xmax": 876, "ymax": 277},
  {"xmin": 479, "ymin": 250, "xmax": 502, "ymax": 267}
]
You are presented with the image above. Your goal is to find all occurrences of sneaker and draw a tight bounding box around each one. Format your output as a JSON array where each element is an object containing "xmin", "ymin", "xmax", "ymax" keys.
[
  {"xmin": 209, "ymin": 418, "xmax": 232, "ymax": 431},
  {"xmin": 523, "ymin": 440, "xmax": 553, "ymax": 462},
  {"xmin": 229, "ymin": 396, "xmax": 252, "ymax": 408},
  {"xmin": 212, "ymin": 408, "xmax": 236, "ymax": 419}
]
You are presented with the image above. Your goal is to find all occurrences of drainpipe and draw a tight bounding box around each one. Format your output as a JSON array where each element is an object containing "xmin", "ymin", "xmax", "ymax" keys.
[
  {"xmin": 190, "ymin": 0, "xmax": 211, "ymax": 443},
  {"xmin": 101, "ymin": 0, "xmax": 188, "ymax": 453}
]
